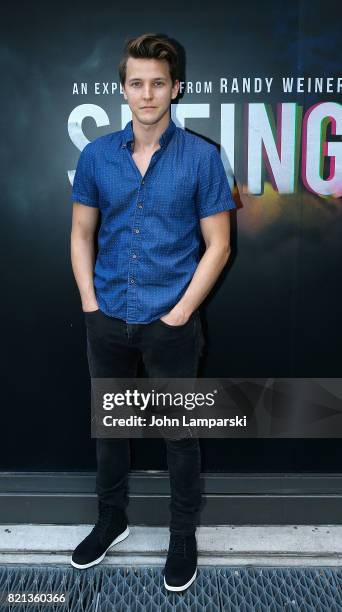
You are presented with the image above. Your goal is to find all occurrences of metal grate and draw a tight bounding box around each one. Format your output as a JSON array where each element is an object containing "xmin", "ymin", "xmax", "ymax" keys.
[
  {"xmin": 216, "ymin": 567, "xmax": 342, "ymax": 611},
  {"xmin": 97, "ymin": 567, "xmax": 220, "ymax": 611},
  {"xmin": 0, "ymin": 565, "xmax": 99, "ymax": 612},
  {"xmin": 0, "ymin": 565, "xmax": 341, "ymax": 611}
]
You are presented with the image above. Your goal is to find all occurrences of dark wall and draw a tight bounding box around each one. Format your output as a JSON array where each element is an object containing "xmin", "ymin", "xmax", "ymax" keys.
[{"xmin": 1, "ymin": 0, "xmax": 342, "ymax": 472}]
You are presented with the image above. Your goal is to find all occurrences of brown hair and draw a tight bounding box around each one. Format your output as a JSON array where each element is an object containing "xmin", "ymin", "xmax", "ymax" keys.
[{"xmin": 118, "ymin": 33, "xmax": 180, "ymax": 86}]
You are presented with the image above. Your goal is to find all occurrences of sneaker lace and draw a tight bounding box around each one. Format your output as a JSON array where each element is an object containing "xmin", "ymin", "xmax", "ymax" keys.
[
  {"xmin": 169, "ymin": 535, "xmax": 186, "ymax": 557},
  {"xmin": 92, "ymin": 502, "xmax": 116, "ymax": 538}
]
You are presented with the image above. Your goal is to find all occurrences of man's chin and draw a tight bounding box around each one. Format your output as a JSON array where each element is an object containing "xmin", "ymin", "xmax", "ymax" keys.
[
  {"xmin": 137, "ymin": 115, "xmax": 159, "ymax": 125},
  {"xmin": 135, "ymin": 110, "xmax": 167, "ymax": 125}
]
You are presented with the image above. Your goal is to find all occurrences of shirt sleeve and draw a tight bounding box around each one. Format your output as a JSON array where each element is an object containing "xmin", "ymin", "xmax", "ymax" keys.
[
  {"xmin": 71, "ymin": 143, "xmax": 99, "ymax": 208},
  {"xmin": 195, "ymin": 145, "xmax": 236, "ymax": 219}
]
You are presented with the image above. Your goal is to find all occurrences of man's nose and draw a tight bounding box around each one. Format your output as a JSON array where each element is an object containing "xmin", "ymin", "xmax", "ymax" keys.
[{"xmin": 142, "ymin": 86, "xmax": 153, "ymax": 99}]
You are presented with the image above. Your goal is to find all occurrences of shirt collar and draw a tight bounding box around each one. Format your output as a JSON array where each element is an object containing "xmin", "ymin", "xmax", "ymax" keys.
[{"xmin": 121, "ymin": 117, "xmax": 176, "ymax": 149}]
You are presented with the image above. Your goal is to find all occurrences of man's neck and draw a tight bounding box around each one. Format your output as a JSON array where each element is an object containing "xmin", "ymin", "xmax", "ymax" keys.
[{"xmin": 131, "ymin": 111, "xmax": 170, "ymax": 153}]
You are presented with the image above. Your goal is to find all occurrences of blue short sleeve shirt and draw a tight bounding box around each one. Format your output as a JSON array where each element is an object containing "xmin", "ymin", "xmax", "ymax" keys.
[{"xmin": 71, "ymin": 117, "xmax": 236, "ymax": 323}]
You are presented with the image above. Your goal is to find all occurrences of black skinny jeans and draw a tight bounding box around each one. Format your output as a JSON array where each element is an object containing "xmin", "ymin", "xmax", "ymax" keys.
[{"xmin": 85, "ymin": 308, "xmax": 205, "ymax": 536}]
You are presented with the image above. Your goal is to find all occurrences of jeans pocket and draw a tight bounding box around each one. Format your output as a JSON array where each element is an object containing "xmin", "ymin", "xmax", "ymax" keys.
[
  {"xmin": 158, "ymin": 319, "xmax": 189, "ymax": 329},
  {"xmin": 84, "ymin": 309, "xmax": 102, "ymax": 329},
  {"xmin": 158, "ymin": 311, "xmax": 196, "ymax": 329}
]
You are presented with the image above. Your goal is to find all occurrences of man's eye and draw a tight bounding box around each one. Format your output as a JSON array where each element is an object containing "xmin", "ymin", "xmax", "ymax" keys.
[
  {"xmin": 131, "ymin": 82, "xmax": 141, "ymax": 87},
  {"xmin": 154, "ymin": 82, "xmax": 163, "ymax": 86}
]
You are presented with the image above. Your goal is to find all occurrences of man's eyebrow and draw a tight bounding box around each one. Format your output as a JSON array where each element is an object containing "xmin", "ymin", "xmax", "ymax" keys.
[{"xmin": 128, "ymin": 77, "xmax": 167, "ymax": 82}]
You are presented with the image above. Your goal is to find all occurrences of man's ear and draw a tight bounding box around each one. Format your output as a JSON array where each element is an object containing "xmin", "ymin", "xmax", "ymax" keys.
[{"xmin": 172, "ymin": 79, "xmax": 180, "ymax": 100}]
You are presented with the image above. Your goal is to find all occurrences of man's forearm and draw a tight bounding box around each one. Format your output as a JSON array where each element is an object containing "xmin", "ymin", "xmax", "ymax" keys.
[
  {"xmin": 172, "ymin": 245, "xmax": 230, "ymax": 321},
  {"xmin": 71, "ymin": 234, "xmax": 98, "ymax": 311}
]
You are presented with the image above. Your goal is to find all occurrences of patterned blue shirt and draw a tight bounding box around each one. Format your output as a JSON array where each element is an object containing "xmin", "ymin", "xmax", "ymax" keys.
[{"xmin": 71, "ymin": 117, "xmax": 236, "ymax": 323}]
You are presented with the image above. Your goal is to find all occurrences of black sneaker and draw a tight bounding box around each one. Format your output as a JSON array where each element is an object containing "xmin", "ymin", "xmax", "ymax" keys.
[
  {"xmin": 71, "ymin": 501, "xmax": 129, "ymax": 569},
  {"xmin": 163, "ymin": 534, "xmax": 198, "ymax": 592}
]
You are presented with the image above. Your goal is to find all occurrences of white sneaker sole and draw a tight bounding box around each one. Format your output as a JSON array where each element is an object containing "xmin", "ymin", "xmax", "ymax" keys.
[
  {"xmin": 70, "ymin": 526, "xmax": 130, "ymax": 569},
  {"xmin": 164, "ymin": 567, "xmax": 197, "ymax": 592}
]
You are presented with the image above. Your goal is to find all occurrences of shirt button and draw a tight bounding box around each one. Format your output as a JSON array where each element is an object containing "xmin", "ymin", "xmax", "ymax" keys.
[
  {"xmin": 130, "ymin": 278, "xmax": 135, "ymax": 284},
  {"xmin": 134, "ymin": 228, "xmax": 140, "ymax": 234},
  {"xmin": 132, "ymin": 253, "xmax": 137, "ymax": 259},
  {"xmin": 138, "ymin": 203, "xmax": 143, "ymax": 208}
]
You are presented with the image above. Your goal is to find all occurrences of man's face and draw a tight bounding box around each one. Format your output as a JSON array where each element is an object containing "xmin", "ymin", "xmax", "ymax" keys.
[{"xmin": 122, "ymin": 57, "xmax": 179, "ymax": 126}]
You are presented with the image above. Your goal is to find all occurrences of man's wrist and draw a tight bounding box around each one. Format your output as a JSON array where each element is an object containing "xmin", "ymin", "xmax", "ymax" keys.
[{"xmin": 82, "ymin": 298, "xmax": 98, "ymax": 312}]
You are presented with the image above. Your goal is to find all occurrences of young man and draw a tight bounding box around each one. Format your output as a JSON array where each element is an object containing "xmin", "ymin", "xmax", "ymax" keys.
[{"xmin": 70, "ymin": 33, "xmax": 235, "ymax": 592}]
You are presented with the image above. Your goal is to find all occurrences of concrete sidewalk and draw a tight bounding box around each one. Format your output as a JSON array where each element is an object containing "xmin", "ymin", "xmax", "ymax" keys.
[{"xmin": 1, "ymin": 525, "xmax": 342, "ymax": 567}]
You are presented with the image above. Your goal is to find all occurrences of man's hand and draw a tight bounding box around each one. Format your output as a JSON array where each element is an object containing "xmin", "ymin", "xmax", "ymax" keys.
[{"xmin": 160, "ymin": 302, "xmax": 192, "ymax": 326}]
